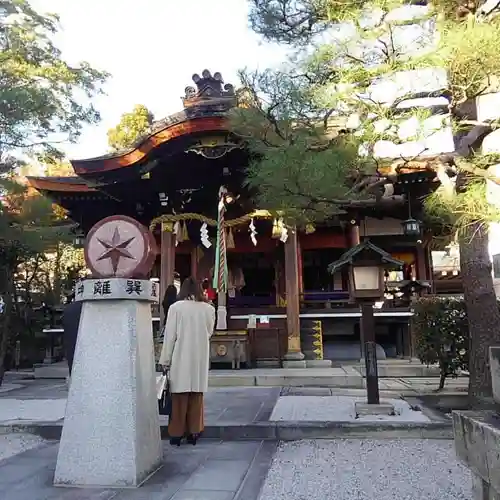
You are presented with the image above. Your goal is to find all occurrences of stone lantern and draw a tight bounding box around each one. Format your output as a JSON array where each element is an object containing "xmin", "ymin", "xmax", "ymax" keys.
[{"xmin": 328, "ymin": 240, "xmax": 404, "ymax": 406}]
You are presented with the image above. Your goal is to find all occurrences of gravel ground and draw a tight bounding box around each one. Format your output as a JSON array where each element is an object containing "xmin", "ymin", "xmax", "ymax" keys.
[
  {"xmin": 0, "ymin": 433, "xmax": 47, "ymax": 462},
  {"xmin": 259, "ymin": 439, "xmax": 472, "ymax": 500},
  {"xmin": 270, "ymin": 396, "xmax": 430, "ymax": 422}
]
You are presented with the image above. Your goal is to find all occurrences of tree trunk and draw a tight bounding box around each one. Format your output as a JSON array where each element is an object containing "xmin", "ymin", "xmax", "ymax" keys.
[
  {"xmin": 438, "ymin": 368, "xmax": 446, "ymax": 391},
  {"xmin": 0, "ymin": 266, "xmax": 13, "ymax": 387},
  {"xmin": 53, "ymin": 243, "xmax": 62, "ymax": 304},
  {"xmin": 459, "ymin": 220, "xmax": 500, "ymax": 406}
]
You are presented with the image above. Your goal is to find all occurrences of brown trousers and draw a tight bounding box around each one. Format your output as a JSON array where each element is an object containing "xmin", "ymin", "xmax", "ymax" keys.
[{"xmin": 168, "ymin": 392, "xmax": 204, "ymax": 438}]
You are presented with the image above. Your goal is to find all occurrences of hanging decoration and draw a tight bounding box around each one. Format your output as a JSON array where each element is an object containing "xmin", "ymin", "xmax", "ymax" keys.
[
  {"xmin": 305, "ymin": 223, "xmax": 316, "ymax": 234},
  {"xmin": 200, "ymin": 223, "xmax": 211, "ymax": 248},
  {"xmin": 180, "ymin": 221, "xmax": 189, "ymax": 241},
  {"xmin": 212, "ymin": 186, "xmax": 228, "ymax": 293},
  {"xmin": 150, "ymin": 209, "xmax": 273, "ymax": 231},
  {"xmin": 173, "ymin": 221, "xmax": 181, "ymax": 245},
  {"xmin": 150, "ymin": 209, "xmax": 292, "ymax": 248},
  {"xmin": 272, "ymin": 217, "xmax": 289, "ymax": 243},
  {"xmin": 249, "ymin": 218, "xmax": 257, "ymax": 246},
  {"xmin": 272, "ymin": 218, "xmax": 284, "ymax": 239},
  {"xmin": 161, "ymin": 221, "xmax": 174, "ymax": 233},
  {"xmin": 280, "ymin": 225, "xmax": 289, "ymax": 243},
  {"xmin": 226, "ymin": 227, "xmax": 235, "ymax": 249}
]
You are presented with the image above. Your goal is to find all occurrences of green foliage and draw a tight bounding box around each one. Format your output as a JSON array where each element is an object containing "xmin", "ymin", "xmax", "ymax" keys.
[
  {"xmin": 107, "ymin": 104, "xmax": 154, "ymax": 151},
  {"xmin": 0, "ymin": 0, "xmax": 106, "ymax": 264},
  {"xmin": 43, "ymin": 159, "xmax": 75, "ymax": 178},
  {"xmin": 245, "ymin": 0, "xmax": 500, "ymax": 403},
  {"xmin": 0, "ymin": 0, "xmax": 108, "ymax": 158},
  {"xmin": 435, "ymin": 17, "xmax": 500, "ymax": 107},
  {"xmin": 241, "ymin": 0, "xmax": 500, "ymax": 232},
  {"xmin": 0, "ymin": 0, "xmax": 108, "ymax": 381},
  {"xmin": 17, "ymin": 242, "xmax": 85, "ymax": 305},
  {"xmin": 248, "ymin": 0, "xmax": 331, "ymax": 44},
  {"xmin": 0, "ymin": 0, "xmax": 107, "ymax": 265},
  {"xmin": 412, "ymin": 296, "xmax": 469, "ymax": 389},
  {"xmin": 0, "ymin": 179, "xmax": 72, "ymax": 265},
  {"xmin": 425, "ymin": 181, "xmax": 500, "ymax": 236},
  {"xmin": 245, "ymin": 137, "xmax": 371, "ymax": 222}
]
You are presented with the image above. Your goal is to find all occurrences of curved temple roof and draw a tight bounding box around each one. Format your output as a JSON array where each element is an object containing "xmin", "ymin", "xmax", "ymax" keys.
[
  {"xmin": 27, "ymin": 175, "xmax": 97, "ymax": 193},
  {"xmin": 72, "ymin": 69, "xmax": 237, "ymax": 175},
  {"xmin": 27, "ymin": 69, "xmax": 238, "ymax": 193},
  {"xmin": 26, "ymin": 69, "xmax": 440, "ymax": 199}
]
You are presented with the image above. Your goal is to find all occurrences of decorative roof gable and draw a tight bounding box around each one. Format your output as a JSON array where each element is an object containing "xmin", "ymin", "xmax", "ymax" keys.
[
  {"xmin": 328, "ymin": 239, "xmax": 405, "ymax": 274},
  {"xmin": 182, "ymin": 70, "xmax": 236, "ymax": 110}
]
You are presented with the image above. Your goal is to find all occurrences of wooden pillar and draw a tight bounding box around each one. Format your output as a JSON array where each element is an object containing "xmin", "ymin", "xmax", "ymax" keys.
[
  {"xmin": 275, "ymin": 257, "xmax": 286, "ymax": 307},
  {"xmin": 283, "ymin": 228, "xmax": 306, "ymax": 367},
  {"xmin": 160, "ymin": 224, "xmax": 176, "ymax": 324},
  {"xmin": 424, "ymin": 245, "xmax": 435, "ymax": 294},
  {"xmin": 349, "ymin": 224, "xmax": 364, "ymax": 357},
  {"xmin": 297, "ymin": 238, "xmax": 304, "ymax": 304},
  {"xmin": 349, "ymin": 223, "xmax": 361, "ymax": 247},
  {"xmin": 190, "ymin": 246, "xmax": 199, "ymax": 280},
  {"xmin": 416, "ymin": 243, "xmax": 433, "ymax": 298},
  {"xmin": 401, "ymin": 322, "xmax": 412, "ymax": 358}
]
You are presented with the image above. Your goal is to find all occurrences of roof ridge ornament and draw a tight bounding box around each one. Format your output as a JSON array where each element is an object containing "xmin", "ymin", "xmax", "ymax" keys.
[{"xmin": 183, "ymin": 69, "xmax": 236, "ymax": 109}]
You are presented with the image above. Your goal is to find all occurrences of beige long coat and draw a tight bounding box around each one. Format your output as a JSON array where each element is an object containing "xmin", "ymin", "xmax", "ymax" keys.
[{"xmin": 159, "ymin": 300, "xmax": 215, "ymax": 393}]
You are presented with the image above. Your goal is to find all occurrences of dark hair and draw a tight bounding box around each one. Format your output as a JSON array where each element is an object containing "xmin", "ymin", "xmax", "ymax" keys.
[
  {"xmin": 178, "ymin": 277, "xmax": 205, "ymax": 302},
  {"xmin": 162, "ymin": 284, "xmax": 178, "ymax": 317}
]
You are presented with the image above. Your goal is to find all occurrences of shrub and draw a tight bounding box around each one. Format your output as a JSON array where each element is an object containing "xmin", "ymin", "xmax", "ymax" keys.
[{"xmin": 412, "ymin": 296, "xmax": 469, "ymax": 390}]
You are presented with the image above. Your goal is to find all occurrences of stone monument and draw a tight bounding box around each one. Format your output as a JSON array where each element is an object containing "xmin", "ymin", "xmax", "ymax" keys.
[
  {"xmin": 54, "ymin": 215, "xmax": 163, "ymax": 488},
  {"xmin": 453, "ymin": 346, "xmax": 500, "ymax": 500}
]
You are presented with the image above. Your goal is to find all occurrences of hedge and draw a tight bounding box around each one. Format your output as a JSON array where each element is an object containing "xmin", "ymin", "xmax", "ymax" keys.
[{"xmin": 412, "ymin": 296, "xmax": 469, "ymax": 390}]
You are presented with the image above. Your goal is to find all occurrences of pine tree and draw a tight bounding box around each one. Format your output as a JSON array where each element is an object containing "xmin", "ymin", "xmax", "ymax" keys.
[{"xmin": 239, "ymin": 0, "xmax": 500, "ymax": 405}]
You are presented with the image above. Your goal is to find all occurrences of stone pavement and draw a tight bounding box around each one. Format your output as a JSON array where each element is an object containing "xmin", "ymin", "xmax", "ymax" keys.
[
  {"xmin": 2, "ymin": 371, "xmax": 469, "ymax": 398},
  {"xmin": 30, "ymin": 361, "xmax": 462, "ymax": 388},
  {"xmin": 0, "ymin": 382, "xmax": 280, "ymax": 426},
  {"xmin": 0, "ymin": 438, "xmax": 276, "ymax": 500}
]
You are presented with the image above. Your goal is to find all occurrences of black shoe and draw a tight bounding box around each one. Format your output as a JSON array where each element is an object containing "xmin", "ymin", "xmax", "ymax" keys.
[
  {"xmin": 186, "ymin": 434, "xmax": 198, "ymax": 446},
  {"xmin": 169, "ymin": 437, "xmax": 182, "ymax": 447}
]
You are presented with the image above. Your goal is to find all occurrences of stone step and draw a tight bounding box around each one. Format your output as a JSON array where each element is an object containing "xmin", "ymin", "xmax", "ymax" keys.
[
  {"xmin": 354, "ymin": 363, "xmax": 441, "ymax": 378},
  {"xmin": 1, "ymin": 419, "xmax": 454, "ymax": 441}
]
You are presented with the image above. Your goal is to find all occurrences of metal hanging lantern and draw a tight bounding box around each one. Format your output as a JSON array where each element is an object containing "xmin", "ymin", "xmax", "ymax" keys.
[
  {"xmin": 402, "ymin": 218, "xmax": 421, "ymax": 237},
  {"xmin": 73, "ymin": 233, "xmax": 85, "ymax": 248}
]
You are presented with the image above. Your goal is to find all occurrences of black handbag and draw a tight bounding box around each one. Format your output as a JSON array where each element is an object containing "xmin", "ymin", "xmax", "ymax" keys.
[{"xmin": 158, "ymin": 370, "xmax": 172, "ymax": 417}]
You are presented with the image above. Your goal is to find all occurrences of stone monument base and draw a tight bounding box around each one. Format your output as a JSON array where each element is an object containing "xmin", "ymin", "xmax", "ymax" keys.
[{"xmin": 54, "ymin": 279, "xmax": 162, "ymax": 488}]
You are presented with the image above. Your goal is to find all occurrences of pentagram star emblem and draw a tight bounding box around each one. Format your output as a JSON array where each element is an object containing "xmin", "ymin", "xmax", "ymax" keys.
[{"xmin": 96, "ymin": 226, "xmax": 136, "ymax": 274}]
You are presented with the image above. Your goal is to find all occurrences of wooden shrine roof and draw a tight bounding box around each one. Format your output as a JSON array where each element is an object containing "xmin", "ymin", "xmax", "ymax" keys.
[
  {"xmin": 71, "ymin": 114, "xmax": 228, "ymax": 175},
  {"xmin": 25, "ymin": 69, "xmax": 448, "ymax": 231},
  {"xmin": 26, "ymin": 175, "xmax": 97, "ymax": 193},
  {"xmin": 70, "ymin": 69, "xmax": 237, "ymax": 176}
]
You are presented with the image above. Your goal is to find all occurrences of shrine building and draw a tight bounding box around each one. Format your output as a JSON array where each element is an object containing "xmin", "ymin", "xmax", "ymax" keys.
[{"xmin": 27, "ymin": 69, "xmax": 455, "ymax": 368}]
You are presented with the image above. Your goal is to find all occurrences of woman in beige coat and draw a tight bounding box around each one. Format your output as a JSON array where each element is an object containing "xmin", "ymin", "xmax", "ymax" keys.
[{"xmin": 159, "ymin": 277, "xmax": 215, "ymax": 446}]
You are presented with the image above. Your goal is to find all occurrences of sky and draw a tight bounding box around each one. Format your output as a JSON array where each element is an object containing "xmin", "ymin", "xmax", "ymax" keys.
[{"xmin": 29, "ymin": 0, "xmax": 288, "ymax": 160}]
